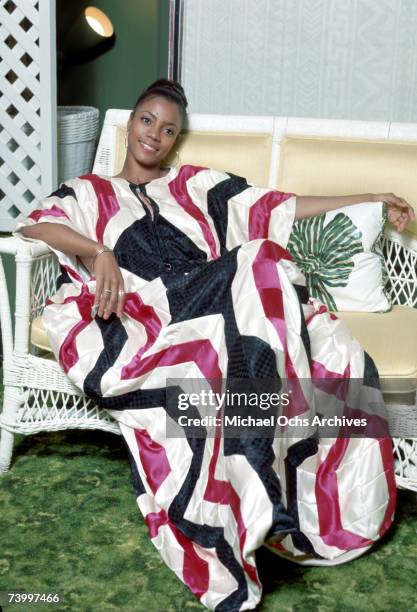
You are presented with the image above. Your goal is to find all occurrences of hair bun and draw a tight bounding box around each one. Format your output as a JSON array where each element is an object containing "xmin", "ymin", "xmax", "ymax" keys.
[
  {"xmin": 144, "ymin": 79, "xmax": 188, "ymax": 108},
  {"xmin": 133, "ymin": 79, "xmax": 188, "ymax": 122}
]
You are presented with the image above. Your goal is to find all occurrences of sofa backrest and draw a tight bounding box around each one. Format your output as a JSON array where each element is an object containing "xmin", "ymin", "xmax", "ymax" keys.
[
  {"xmin": 278, "ymin": 136, "xmax": 417, "ymax": 241},
  {"xmin": 94, "ymin": 111, "xmax": 277, "ymax": 187},
  {"xmin": 94, "ymin": 111, "xmax": 417, "ymax": 238}
]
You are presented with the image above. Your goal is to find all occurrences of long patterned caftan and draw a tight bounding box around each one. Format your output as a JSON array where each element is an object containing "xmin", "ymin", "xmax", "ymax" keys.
[{"xmin": 15, "ymin": 165, "xmax": 396, "ymax": 611}]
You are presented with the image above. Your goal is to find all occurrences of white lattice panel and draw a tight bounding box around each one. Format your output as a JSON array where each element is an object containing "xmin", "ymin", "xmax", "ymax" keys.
[
  {"xmin": 0, "ymin": 0, "xmax": 56, "ymax": 231},
  {"xmin": 31, "ymin": 251, "xmax": 60, "ymax": 319},
  {"xmin": 382, "ymin": 234, "xmax": 417, "ymax": 307}
]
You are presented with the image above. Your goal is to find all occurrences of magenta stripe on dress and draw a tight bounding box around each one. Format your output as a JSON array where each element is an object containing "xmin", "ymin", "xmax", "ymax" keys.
[
  {"xmin": 252, "ymin": 241, "xmax": 291, "ymax": 346},
  {"xmin": 138, "ymin": 432, "xmax": 210, "ymax": 599},
  {"xmin": 169, "ymin": 165, "xmax": 219, "ymax": 259},
  {"xmin": 134, "ymin": 428, "xmax": 171, "ymax": 494},
  {"xmin": 144, "ymin": 508, "xmax": 210, "ymax": 598},
  {"xmin": 80, "ymin": 174, "xmax": 120, "ymax": 245},
  {"xmin": 145, "ymin": 509, "xmax": 169, "ymax": 538},
  {"xmin": 252, "ymin": 240, "xmax": 309, "ymax": 417},
  {"xmin": 204, "ymin": 435, "xmax": 260, "ymax": 586},
  {"xmin": 311, "ymin": 361, "xmax": 350, "ymax": 402},
  {"xmin": 315, "ymin": 438, "xmax": 373, "ymax": 549},
  {"xmin": 249, "ymin": 191, "xmax": 294, "ymax": 240},
  {"xmin": 312, "ymin": 361, "xmax": 391, "ymax": 434},
  {"xmin": 58, "ymin": 286, "xmax": 95, "ymax": 373},
  {"xmin": 172, "ymin": 521, "xmax": 210, "ymax": 598},
  {"xmin": 29, "ymin": 204, "xmax": 70, "ymax": 222},
  {"xmin": 123, "ymin": 293, "xmax": 162, "ymax": 361},
  {"xmin": 121, "ymin": 338, "xmax": 222, "ymax": 382}
]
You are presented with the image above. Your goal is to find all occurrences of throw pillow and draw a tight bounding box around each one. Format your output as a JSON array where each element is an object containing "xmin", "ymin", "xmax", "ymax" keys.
[{"xmin": 287, "ymin": 201, "xmax": 390, "ymax": 312}]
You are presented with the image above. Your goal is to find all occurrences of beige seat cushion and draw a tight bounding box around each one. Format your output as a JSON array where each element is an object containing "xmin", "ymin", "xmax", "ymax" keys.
[
  {"xmin": 31, "ymin": 315, "xmax": 51, "ymax": 352},
  {"xmin": 31, "ymin": 305, "xmax": 417, "ymax": 394},
  {"xmin": 336, "ymin": 306, "xmax": 417, "ymax": 393}
]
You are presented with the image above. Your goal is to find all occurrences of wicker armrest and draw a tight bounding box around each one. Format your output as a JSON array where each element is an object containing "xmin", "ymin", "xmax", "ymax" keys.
[
  {"xmin": 0, "ymin": 235, "xmax": 59, "ymax": 359},
  {"xmin": 382, "ymin": 228, "xmax": 417, "ymax": 308},
  {"xmin": 0, "ymin": 234, "xmax": 52, "ymax": 258}
]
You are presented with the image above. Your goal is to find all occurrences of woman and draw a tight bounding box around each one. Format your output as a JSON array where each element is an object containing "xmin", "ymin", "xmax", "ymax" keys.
[{"xmin": 16, "ymin": 79, "xmax": 415, "ymax": 611}]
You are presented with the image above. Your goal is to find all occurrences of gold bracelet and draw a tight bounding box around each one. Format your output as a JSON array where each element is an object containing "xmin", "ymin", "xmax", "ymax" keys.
[{"xmin": 91, "ymin": 245, "xmax": 113, "ymax": 270}]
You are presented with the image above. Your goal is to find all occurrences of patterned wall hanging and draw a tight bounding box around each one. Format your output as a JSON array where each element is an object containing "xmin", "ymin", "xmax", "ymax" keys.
[{"xmin": 182, "ymin": 0, "xmax": 417, "ymax": 122}]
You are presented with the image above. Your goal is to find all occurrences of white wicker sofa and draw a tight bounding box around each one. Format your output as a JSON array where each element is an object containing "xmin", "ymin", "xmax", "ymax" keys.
[{"xmin": 1, "ymin": 111, "xmax": 417, "ymax": 491}]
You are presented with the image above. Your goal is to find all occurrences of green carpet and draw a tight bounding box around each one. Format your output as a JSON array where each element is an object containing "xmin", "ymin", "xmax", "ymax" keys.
[{"xmin": 0, "ymin": 426, "xmax": 416, "ymax": 611}]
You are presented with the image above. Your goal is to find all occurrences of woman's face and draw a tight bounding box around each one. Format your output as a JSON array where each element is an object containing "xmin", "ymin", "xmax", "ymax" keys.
[{"xmin": 126, "ymin": 95, "xmax": 182, "ymax": 169}]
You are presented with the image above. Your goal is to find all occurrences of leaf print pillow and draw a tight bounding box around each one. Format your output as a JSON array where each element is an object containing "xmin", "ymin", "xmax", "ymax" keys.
[{"xmin": 287, "ymin": 201, "xmax": 390, "ymax": 312}]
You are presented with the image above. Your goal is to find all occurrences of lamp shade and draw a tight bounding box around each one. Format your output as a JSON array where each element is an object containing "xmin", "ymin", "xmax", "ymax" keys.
[
  {"xmin": 84, "ymin": 7, "xmax": 114, "ymax": 38},
  {"xmin": 62, "ymin": 6, "xmax": 115, "ymax": 64}
]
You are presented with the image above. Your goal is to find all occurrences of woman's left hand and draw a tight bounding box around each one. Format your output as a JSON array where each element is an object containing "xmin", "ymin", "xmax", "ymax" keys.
[{"xmin": 373, "ymin": 193, "xmax": 416, "ymax": 232}]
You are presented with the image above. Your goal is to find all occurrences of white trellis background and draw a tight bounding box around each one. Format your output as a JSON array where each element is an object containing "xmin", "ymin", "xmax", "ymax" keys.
[{"xmin": 0, "ymin": 0, "xmax": 56, "ymax": 232}]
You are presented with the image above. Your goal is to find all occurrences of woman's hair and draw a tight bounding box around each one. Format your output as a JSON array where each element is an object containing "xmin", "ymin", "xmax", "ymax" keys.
[{"xmin": 133, "ymin": 79, "xmax": 188, "ymax": 124}]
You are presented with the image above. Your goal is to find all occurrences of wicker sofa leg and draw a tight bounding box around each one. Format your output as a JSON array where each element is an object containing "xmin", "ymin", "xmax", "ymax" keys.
[
  {"xmin": 393, "ymin": 437, "xmax": 417, "ymax": 492},
  {"xmin": 0, "ymin": 428, "xmax": 14, "ymax": 474},
  {"xmin": 0, "ymin": 386, "xmax": 22, "ymax": 473},
  {"xmin": 388, "ymin": 391, "xmax": 417, "ymax": 492}
]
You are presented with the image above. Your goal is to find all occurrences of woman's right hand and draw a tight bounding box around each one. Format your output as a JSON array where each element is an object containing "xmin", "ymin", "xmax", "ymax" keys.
[
  {"xmin": 17, "ymin": 224, "xmax": 126, "ymax": 319},
  {"xmin": 92, "ymin": 251, "xmax": 125, "ymax": 319},
  {"xmin": 372, "ymin": 193, "xmax": 416, "ymax": 233}
]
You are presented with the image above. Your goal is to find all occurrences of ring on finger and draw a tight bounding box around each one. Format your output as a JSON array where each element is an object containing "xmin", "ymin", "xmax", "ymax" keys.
[{"xmin": 118, "ymin": 289, "xmax": 125, "ymax": 297}]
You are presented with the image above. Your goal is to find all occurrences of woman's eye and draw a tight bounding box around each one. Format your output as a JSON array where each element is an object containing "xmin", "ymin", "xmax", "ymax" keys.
[
  {"xmin": 165, "ymin": 128, "xmax": 175, "ymax": 136},
  {"xmin": 141, "ymin": 116, "xmax": 151, "ymax": 124}
]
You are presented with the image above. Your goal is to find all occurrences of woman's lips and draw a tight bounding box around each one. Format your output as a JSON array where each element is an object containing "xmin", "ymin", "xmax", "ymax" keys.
[{"xmin": 139, "ymin": 140, "xmax": 159, "ymax": 153}]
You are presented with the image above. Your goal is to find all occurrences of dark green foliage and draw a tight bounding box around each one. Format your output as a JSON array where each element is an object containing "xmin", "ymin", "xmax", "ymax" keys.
[{"xmin": 288, "ymin": 213, "xmax": 363, "ymax": 310}]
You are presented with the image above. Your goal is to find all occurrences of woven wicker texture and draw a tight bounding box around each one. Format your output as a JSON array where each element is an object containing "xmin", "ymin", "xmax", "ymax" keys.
[{"xmin": 57, "ymin": 106, "xmax": 99, "ymax": 183}]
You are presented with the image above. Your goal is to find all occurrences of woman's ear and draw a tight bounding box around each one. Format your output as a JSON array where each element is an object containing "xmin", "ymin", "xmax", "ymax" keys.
[{"xmin": 127, "ymin": 112, "xmax": 134, "ymax": 133}]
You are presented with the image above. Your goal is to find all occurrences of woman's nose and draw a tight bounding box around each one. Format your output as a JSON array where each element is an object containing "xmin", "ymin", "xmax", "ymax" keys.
[{"xmin": 147, "ymin": 124, "xmax": 160, "ymax": 141}]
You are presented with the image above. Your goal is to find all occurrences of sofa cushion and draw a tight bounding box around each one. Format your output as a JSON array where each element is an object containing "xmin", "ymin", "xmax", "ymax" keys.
[
  {"xmin": 336, "ymin": 306, "xmax": 417, "ymax": 394},
  {"xmin": 115, "ymin": 126, "xmax": 273, "ymax": 187},
  {"xmin": 277, "ymin": 135, "xmax": 417, "ymax": 239},
  {"xmin": 31, "ymin": 306, "xmax": 417, "ymax": 395},
  {"xmin": 287, "ymin": 201, "xmax": 390, "ymax": 312},
  {"xmin": 31, "ymin": 315, "xmax": 51, "ymax": 352}
]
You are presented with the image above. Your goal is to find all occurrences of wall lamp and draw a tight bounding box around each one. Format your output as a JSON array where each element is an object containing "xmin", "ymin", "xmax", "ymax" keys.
[{"xmin": 59, "ymin": 6, "xmax": 115, "ymax": 67}]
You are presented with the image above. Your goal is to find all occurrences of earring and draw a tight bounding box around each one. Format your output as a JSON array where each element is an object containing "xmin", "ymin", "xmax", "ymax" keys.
[
  {"xmin": 124, "ymin": 130, "xmax": 128, "ymax": 148},
  {"xmin": 173, "ymin": 150, "xmax": 181, "ymax": 168}
]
